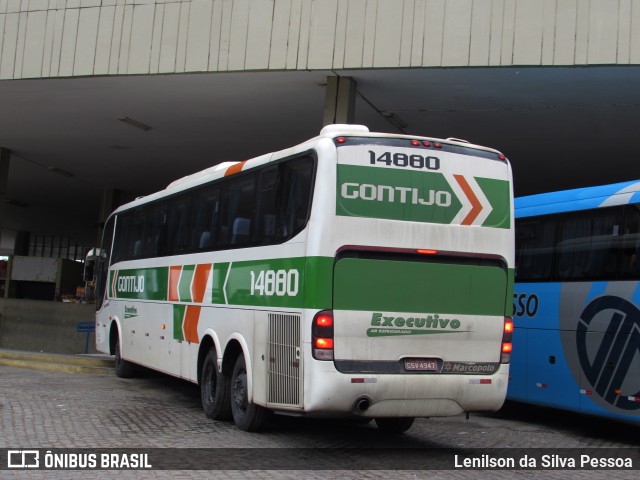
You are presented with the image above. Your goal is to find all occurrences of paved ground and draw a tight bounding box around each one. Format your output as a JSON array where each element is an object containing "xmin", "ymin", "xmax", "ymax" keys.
[{"xmin": 0, "ymin": 364, "xmax": 637, "ymax": 479}]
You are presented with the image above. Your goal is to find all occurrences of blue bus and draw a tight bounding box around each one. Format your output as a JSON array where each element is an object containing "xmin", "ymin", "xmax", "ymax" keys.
[{"xmin": 509, "ymin": 180, "xmax": 640, "ymax": 424}]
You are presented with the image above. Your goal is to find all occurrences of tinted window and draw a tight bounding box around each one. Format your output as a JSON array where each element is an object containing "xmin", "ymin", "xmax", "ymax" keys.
[
  {"xmin": 144, "ymin": 203, "xmax": 168, "ymax": 258},
  {"xmin": 255, "ymin": 166, "xmax": 279, "ymax": 243},
  {"xmin": 515, "ymin": 204, "xmax": 640, "ymax": 282},
  {"xmin": 166, "ymin": 194, "xmax": 192, "ymax": 254},
  {"xmin": 620, "ymin": 203, "xmax": 640, "ymax": 277},
  {"xmin": 109, "ymin": 154, "xmax": 316, "ymax": 262},
  {"xmin": 556, "ymin": 208, "xmax": 621, "ymax": 280},
  {"xmin": 219, "ymin": 174, "xmax": 256, "ymax": 247},
  {"xmin": 515, "ymin": 217, "xmax": 555, "ymax": 280},
  {"xmin": 192, "ymin": 186, "xmax": 220, "ymax": 251},
  {"xmin": 278, "ymin": 157, "xmax": 314, "ymax": 240}
]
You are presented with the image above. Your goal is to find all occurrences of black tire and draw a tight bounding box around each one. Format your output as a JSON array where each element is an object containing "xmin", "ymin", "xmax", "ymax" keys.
[
  {"xmin": 201, "ymin": 348, "xmax": 232, "ymax": 420},
  {"xmin": 374, "ymin": 417, "xmax": 415, "ymax": 433},
  {"xmin": 230, "ymin": 355, "xmax": 270, "ymax": 431},
  {"xmin": 114, "ymin": 335, "xmax": 135, "ymax": 378}
]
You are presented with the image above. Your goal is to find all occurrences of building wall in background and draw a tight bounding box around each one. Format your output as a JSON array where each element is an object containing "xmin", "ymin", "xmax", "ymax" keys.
[{"xmin": 1, "ymin": 0, "xmax": 638, "ymax": 80}]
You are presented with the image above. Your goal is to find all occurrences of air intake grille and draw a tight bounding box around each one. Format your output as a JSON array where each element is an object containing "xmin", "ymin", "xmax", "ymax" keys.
[{"xmin": 267, "ymin": 313, "xmax": 302, "ymax": 407}]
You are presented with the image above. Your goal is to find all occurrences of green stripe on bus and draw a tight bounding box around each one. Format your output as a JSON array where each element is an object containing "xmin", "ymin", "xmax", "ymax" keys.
[
  {"xmin": 333, "ymin": 258, "xmax": 507, "ymax": 316},
  {"xmin": 173, "ymin": 304, "xmax": 185, "ymax": 341},
  {"xmin": 303, "ymin": 256, "xmax": 334, "ymax": 309},
  {"xmin": 505, "ymin": 268, "xmax": 515, "ymax": 317},
  {"xmin": 108, "ymin": 257, "xmax": 509, "ymax": 314},
  {"xmin": 212, "ymin": 262, "xmax": 230, "ymax": 304},
  {"xmin": 477, "ymin": 177, "xmax": 511, "ymax": 229},
  {"xmin": 218, "ymin": 257, "xmax": 333, "ymax": 309},
  {"xmin": 179, "ymin": 264, "xmax": 195, "ymax": 302}
]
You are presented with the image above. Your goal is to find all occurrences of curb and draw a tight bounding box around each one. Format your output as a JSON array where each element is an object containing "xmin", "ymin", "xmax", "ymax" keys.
[{"xmin": 0, "ymin": 348, "xmax": 114, "ymax": 375}]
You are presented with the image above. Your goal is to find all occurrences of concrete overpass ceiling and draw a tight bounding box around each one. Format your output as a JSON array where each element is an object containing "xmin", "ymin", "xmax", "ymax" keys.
[
  {"xmin": 0, "ymin": 65, "xmax": 638, "ymax": 244},
  {"xmin": 349, "ymin": 66, "xmax": 639, "ymax": 196}
]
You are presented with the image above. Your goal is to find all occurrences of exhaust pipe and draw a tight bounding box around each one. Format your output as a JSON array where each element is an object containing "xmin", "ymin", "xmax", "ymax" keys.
[{"xmin": 355, "ymin": 397, "xmax": 371, "ymax": 412}]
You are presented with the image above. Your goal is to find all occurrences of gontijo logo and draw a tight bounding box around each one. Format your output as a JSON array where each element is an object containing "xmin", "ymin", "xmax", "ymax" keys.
[
  {"xmin": 341, "ymin": 183, "xmax": 452, "ymax": 207},
  {"xmin": 117, "ymin": 275, "xmax": 144, "ymax": 293},
  {"xmin": 335, "ymin": 158, "xmax": 510, "ymax": 228}
]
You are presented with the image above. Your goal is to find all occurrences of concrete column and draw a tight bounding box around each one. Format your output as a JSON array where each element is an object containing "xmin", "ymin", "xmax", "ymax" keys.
[
  {"xmin": 14, "ymin": 232, "xmax": 30, "ymax": 256},
  {"xmin": 323, "ymin": 76, "xmax": 357, "ymax": 126},
  {"xmin": 0, "ymin": 148, "xmax": 11, "ymax": 239}
]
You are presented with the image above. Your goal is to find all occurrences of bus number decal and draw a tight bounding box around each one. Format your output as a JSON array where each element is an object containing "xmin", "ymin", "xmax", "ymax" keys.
[
  {"xmin": 368, "ymin": 151, "xmax": 440, "ymax": 170},
  {"xmin": 513, "ymin": 293, "xmax": 539, "ymax": 318},
  {"xmin": 250, "ymin": 269, "xmax": 299, "ymax": 297}
]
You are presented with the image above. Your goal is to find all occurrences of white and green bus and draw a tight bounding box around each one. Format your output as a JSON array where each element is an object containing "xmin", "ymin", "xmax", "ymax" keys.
[{"xmin": 90, "ymin": 124, "xmax": 515, "ymax": 432}]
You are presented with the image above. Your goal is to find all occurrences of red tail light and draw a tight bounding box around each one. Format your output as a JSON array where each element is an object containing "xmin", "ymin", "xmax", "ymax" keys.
[
  {"xmin": 312, "ymin": 310, "xmax": 334, "ymax": 361},
  {"xmin": 501, "ymin": 318, "xmax": 514, "ymax": 363},
  {"xmin": 315, "ymin": 338, "xmax": 333, "ymax": 349}
]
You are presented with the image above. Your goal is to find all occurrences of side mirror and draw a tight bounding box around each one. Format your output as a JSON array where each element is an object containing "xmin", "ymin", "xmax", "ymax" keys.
[{"xmin": 83, "ymin": 259, "xmax": 95, "ymax": 282}]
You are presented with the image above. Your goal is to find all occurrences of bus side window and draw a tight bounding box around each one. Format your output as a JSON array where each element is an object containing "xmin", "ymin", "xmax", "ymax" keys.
[
  {"xmin": 112, "ymin": 211, "xmax": 142, "ymax": 263},
  {"xmin": 111, "ymin": 214, "xmax": 128, "ymax": 264},
  {"xmin": 166, "ymin": 195, "xmax": 192, "ymax": 254},
  {"xmin": 192, "ymin": 187, "xmax": 220, "ymax": 251},
  {"xmin": 621, "ymin": 204, "xmax": 640, "ymax": 278},
  {"xmin": 128, "ymin": 208, "xmax": 146, "ymax": 259},
  {"xmin": 255, "ymin": 165, "xmax": 278, "ymax": 243},
  {"xmin": 515, "ymin": 218, "xmax": 556, "ymax": 281},
  {"xmin": 220, "ymin": 174, "xmax": 255, "ymax": 247},
  {"xmin": 144, "ymin": 203, "xmax": 167, "ymax": 258},
  {"xmin": 277, "ymin": 157, "xmax": 314, "ymax": 240},
  {"xmin": 556, "ymin": 207, "xmax": 622, "ymax": 280}
]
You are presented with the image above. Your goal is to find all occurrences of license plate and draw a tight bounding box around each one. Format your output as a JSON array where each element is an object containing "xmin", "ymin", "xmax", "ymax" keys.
[{"xmin": 404, "ymin": 359, "xmax": 438, "ymax": 371}]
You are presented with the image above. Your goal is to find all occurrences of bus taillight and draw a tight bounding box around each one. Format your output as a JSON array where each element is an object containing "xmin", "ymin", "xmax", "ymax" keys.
[
  {"xmin": 501, "ymin": 318, "xmax": 514, "ymax": 363},
  {"xmin": 312, "ymin": 310, "xmax": 334, "ymax": 361}
]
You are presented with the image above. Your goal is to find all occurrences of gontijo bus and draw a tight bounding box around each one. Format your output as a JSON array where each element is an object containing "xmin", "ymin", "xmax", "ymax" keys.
[
  {"xmin": 509, "ymin": 180, "xmax": 640, "ymax": 424},
  {"xmin": 89, "ymin": 124, "xmax": 515, "ymax": 432}
]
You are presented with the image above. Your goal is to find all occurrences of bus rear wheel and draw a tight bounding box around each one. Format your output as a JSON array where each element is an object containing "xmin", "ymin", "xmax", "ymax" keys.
[
  {"xmin": 114, "ymin": 335, "xmax": 135, "ymax": 378},
  {"xmin": 201, "ymin": 348, "xmax": 232, "ymax": 420},
  {"xmin": 230, "ymin": 355, "xmax": 269, "ymax": 431},
  {"xmin": 374, "ymin": 417, "xmax": 415, "ymax": 433}
]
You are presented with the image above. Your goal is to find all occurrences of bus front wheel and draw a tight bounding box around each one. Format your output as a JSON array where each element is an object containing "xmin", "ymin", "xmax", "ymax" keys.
[
  {"xmin": 201, "ymin": 348, "xmax": 232, "ymax": 420},
  {"xmin": 114, "ymin": 335, "xmax": 135, "ymax": 378},
  {"xmin": 230, "ymin": 355, "xmax": 269, "ymax": 431},
  {"xmin": 374, "ymin": 417, "xmax": 415, "ymax": 433}
]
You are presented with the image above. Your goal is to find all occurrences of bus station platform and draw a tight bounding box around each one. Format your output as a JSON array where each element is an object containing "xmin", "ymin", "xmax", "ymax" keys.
[{"xmin": 0, "ymin": 348, "xmax": 113, "ymax": 375}]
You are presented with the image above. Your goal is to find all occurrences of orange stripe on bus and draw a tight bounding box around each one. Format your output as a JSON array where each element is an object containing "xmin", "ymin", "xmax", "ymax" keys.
[
  {"xmin": 224, "ymin": 160, "xmax": 247, "ymax": 176},
  {"xmin": 184, "ymin": 305, "xmax": 201, "ymax": 344},
  {"xmin": 454, "ymin": 174, "xmax": 482, "ymax": 225},
  {"xmin": 191, "ymin": 264, "xmax": 212, "ymax": 303},
  {"xmin": 168, "ymin": 265, "xmax": 181, "ymax": 302}
]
